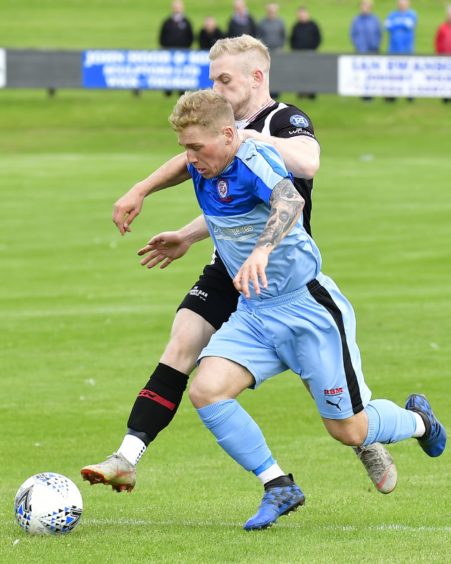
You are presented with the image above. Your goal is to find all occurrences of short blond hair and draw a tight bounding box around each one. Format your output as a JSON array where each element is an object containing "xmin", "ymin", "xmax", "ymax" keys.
[
  {"xmin": 209, "ymin": 34, "xmax": 270, "ymax": 75},
  {"xmin": 169, "ymin": 89, "xmax": 235, "ymax": 133}
]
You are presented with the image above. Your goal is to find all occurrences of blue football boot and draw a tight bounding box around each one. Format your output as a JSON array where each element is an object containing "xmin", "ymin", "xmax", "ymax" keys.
[
  {"xmin": 243, "ymin": 474, "xmax": 305, "ymax": 531},
  {"xmin": 405, "ymin": 394, "xmax": 447, "ymax": 457}
]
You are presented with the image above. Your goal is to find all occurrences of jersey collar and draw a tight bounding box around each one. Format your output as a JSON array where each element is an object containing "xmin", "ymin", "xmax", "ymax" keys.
[{"xmin": 235, "ymin": 100, "xmax": 277, "ymax": 130}]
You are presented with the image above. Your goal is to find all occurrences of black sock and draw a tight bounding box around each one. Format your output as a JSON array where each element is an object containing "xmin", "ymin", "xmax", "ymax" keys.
[
  {"xmin": 264, "ymin": 473, "xmax": 294, "ymax": 491},
  {"xmin": 127, "ymin": 363, "xmax": 189, "ymax": 445}
]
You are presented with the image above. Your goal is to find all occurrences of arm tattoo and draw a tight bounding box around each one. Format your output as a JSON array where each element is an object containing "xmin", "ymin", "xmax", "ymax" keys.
[{"xmin": 256, "ymin": 179, "xmax": 304, "ymax": 250}]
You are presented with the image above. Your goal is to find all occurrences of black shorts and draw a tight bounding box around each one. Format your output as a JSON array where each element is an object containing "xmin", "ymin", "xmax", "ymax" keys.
[{"xmin": 177, "ymin": 252, "xmax": 239, "ymax": 330}]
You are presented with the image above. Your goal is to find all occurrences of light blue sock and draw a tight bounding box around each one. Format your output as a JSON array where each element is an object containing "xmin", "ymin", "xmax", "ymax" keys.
[
  {"xmin": 362, "ymin": 399, "xmax": 417, "ymax": 446},
  {"xmin": 197, "ymin": 399, "xmax": 274, "ymax": 473}
]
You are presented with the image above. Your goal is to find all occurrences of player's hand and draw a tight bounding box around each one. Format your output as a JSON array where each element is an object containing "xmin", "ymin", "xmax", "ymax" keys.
[
  {"xmin": 137, "ymin": 231, "xmax": 192, "ymax": 269},
  {"xmin": 112, "ymin": 187, "xmax": 145, "ymax": 235},
  {"xmin": 233, "ymin": 248, "xmax": 269, "ymax": 299}
]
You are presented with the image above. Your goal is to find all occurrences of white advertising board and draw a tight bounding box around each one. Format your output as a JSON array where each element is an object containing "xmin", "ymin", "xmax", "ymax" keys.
[
  {"xmin": 0, "ymin": 49, "xmax": 6, "ymax": 88},
  {"xmin": 338, "ymin": 55, "xmax": 451, "ymax": 98}
]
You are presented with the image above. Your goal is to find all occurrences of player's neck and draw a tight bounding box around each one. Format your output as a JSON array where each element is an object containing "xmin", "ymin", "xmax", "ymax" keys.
[
  {"xmin": 241, "ymin": 96, "xmax": 274, "ymax": 124},
  {"xmin": 221, "ymin": 137, "xmax": 242, "ymax": 174}
]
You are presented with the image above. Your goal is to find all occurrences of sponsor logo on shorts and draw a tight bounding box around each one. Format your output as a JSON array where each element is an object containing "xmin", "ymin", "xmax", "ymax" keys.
[
  {"xmin": 324, "ymin": 387, "xmax": 344, "ymax": 396},
  {"xmin": 189, "ymin": 285, "xmax": 208, "ymax": 302},
  {"xmin": 217, "ymin": 178, "xmax": 232, "ymax": 202},
  {"xmin": 289, "ymin": 114, "xmax": 309, "ymax": 128}
]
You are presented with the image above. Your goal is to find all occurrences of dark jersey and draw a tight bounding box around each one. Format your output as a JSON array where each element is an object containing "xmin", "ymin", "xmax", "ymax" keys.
[{"xmin": 244, "ymin": 102, "xmax": 317, "ymax": 236}]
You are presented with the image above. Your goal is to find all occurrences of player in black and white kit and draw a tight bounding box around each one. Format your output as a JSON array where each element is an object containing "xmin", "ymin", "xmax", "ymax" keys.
[{"xmin": 81, "ymin": 36, "xmax": 397, "ymax": 495}]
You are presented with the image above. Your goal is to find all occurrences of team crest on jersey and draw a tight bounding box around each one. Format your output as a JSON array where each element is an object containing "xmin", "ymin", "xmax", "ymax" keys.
[
  {"xmin": 290, "ymin": 114, "xmax": 309, "ymax": 128},
  {"xmin": 217, "ymin": 179, "xmax": 232, "ymax": 202}
]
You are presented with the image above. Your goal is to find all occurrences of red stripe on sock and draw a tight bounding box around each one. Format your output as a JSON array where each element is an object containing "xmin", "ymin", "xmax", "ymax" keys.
[{"xmin": 138, "ymin": 389, "xmax": 176, "ymax": 411}]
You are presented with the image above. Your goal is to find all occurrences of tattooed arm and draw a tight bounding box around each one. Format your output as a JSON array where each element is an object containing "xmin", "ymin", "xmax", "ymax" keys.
[{"xmin": 233, "ymin": 179, "xmax": 304, "ymax": 298}]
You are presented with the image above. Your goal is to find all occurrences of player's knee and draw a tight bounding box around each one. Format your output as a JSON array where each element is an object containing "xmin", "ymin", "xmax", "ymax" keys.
[
  {"xmin": 189, "ymin": 361, "xmax": 232, "ymax": 408},
  {"xmin": 189, "ymin": 376, "xmax": 212, "ymax": 408},
  {"xmin": 160, "ymin": 335, "xmax": 199, "ymax": 375},
  {"xmin": 161, "ymin": 312, "xmax": 215, "ymax": 374},
  {"xmin": 326, "ymin": 424, "xmax": 367, "ymax": 447}
]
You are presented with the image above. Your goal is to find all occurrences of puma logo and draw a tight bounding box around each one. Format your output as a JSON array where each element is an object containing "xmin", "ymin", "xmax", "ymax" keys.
[{"xmin": 326, "ymin": 397, "xmax": 343, "ymax": 411}]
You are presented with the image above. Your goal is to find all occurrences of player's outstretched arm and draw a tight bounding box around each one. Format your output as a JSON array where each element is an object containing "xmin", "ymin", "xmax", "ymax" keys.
[
  {"xmin": 112, "ymin": 152, "xmax": 191, "ymax": 235},
  {"xmin": 233, "ymin": 179, "xmax": 304, "ymax": 298},
  {"xmin": 239, "ymin": 130, "xmax": 320, "ymax": 180},
  {"xmin": 138, "ymin": 215, "xmax": 210, "ymax": 270}
]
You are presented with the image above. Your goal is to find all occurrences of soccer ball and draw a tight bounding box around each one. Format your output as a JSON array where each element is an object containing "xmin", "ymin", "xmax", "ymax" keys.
[{"xmin": 14, "ymin": 472, "xmax": 83, "ymax": 535}]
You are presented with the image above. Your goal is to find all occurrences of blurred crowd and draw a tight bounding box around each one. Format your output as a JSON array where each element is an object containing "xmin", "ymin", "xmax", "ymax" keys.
[
  {"xmin": 159, "ymin": 0, "xmax": 451, "ymax": 57},
  {"xmin": 158, "ymin": 0, "xmax": 451, "ymax": 101}
]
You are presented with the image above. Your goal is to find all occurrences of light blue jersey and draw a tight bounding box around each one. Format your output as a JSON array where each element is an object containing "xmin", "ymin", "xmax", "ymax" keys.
[
  {"xmin": 188, "ymin": 140, "xmax": 321, "ymax": 301},
  {"xmin": 189, "ymin": 139, "xmax": 371, "ymax": 420},
  {"xmin": 190, "ymin": 132, "xmax": 431, "ymax": 471}
]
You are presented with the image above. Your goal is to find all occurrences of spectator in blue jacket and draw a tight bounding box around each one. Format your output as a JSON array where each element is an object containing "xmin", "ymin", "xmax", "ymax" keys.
[
  {"xmin": 350, "ymin": 0, "xmax": 382, "ymax": 53},
  {"xmin": 350, "ymin": 0, "xmax": 382, "ymax": 101},
  {"xmin": 384, "ymin": 0, "xmax": 417, "ymax": 102},
  {"xmin": 384, "ymin": 0, "xmax": 417, "ymax": 54}
]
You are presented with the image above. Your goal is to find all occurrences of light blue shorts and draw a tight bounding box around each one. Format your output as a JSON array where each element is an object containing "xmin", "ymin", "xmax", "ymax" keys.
[{"xmin": 199, "ymin": 273, "xmax": 371, "ymax": 420}]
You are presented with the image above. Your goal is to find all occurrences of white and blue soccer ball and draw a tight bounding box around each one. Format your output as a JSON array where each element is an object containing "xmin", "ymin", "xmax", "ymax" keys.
[{"xmin": 14, "ymin": 472, "xmax": 83, "ymax": 535}]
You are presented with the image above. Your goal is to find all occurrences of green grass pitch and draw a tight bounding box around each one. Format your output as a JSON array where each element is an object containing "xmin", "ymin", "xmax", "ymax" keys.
[{"xmin": 1, "ymin": 1, "xmax": 451, "ymax": 562}]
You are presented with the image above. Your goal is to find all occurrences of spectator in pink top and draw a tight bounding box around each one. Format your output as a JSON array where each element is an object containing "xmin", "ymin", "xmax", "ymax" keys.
[
  {"xmin": 435, "ymin": 5, "xmax": 451, "ymax": 103},
  {"xmin": 435, "ymin": 5, "xmax": 451, "ymax": 54}
]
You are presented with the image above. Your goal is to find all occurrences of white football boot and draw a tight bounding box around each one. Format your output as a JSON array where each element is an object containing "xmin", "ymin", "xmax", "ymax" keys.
[
  {"xmin": 81, "ymin": 453, "xmax": 136, "ymax": 492},
  {"xmin": 354, "ymin": 443, "xmax": 397, "ymax": 494}
]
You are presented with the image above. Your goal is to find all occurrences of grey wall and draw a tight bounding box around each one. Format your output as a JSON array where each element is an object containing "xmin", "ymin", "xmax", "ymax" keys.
[
  {"xmin": 270, "ymin": 52, "xmax": 338, "ymax": 93},
  {"xmin": 4, "ymin": 49, "xmax": 337, "ymax": 92},
  {"xmin": 6, "ymin": 50, "xmax": 81, "ymax": 88}
]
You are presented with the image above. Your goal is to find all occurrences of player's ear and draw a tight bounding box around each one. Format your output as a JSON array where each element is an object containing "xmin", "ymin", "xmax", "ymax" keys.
[
  {"xmin": 223, "ymin": 125, "xmax": 235, "ymax": 144},
  {"xmin": 251, "ymin": 69, "xmax": 264, "ymax": 87}
]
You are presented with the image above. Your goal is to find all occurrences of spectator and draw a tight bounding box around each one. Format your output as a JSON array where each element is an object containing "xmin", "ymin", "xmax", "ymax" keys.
[
  {"xmin": 435, "ymin": 4, "xmax": 451, "ymax": 54},
  {"xmin": 384, "ymin": 0, "xmax": 417, "ymax": 102},
  {"xmin": 257, "ymin": 3, "xmax": 286, "ymax": 51},
  {"xmin": 289, "ymin": 6, "xmax": 322, "ymax": 99},
  {"xmin": 227, "ymin": 0, "xmax": 257, "ymax": 38},
  {"xmin": 257, "ymin": 3, "xmax": 286, "ymax": 99},
  {"xmin": 384, "ymin": 0, "xmax": 417, "ymax": 54},
  {"xmin": 290, "ymin": 6, "xmax": 321, "ymax": 51},
  {"xmin": 159, "ymin": 0, "xmax": 194, "ymax": 96},
  {"xmin": 350, "ymin": 0, "xmax": 382, "ymax": 53},
  {"xmin": 435, "ymin": 5, "xmax": 451, "ymax": 103},
  {"xmin": 198, "ymin": 16, "xmax": 224, "ymax": 50},
  {"xmin": 159, "ymin": 0, "xmax": 194, "ymax": 49},
  {"xmin": 350, "ymin": 0, "xmax": 383, "ymax": 102}
]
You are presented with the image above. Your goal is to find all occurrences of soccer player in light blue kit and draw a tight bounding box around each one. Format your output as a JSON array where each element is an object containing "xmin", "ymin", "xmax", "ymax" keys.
[{"xmin": 156, "ymin": 89, "xmax": 446, "ymax": 531}]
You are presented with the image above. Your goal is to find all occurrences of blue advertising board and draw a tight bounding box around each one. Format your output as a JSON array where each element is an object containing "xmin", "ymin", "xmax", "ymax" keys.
[{"xmin": 82, "ymin": 50, "xmax": 212, "ymax": 90}]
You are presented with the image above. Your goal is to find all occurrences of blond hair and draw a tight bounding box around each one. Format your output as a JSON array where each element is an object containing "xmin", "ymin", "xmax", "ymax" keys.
[
  {"xmin": 209, "ymin": 34, "xmax": 270, "ymax": 75},
  {"xmin": 169, "ymin": 89, "xmax": 235, "ymax": 133}
]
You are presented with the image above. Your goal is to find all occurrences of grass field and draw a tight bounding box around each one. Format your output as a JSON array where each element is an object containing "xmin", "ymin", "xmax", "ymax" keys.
[
  {"xmin": 1, "ymin": 89, "xmax": 450, "ymax": 563},
  {"xmin": 1, "ymin": 0, "xmax": 451, "ymax": 562}
]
